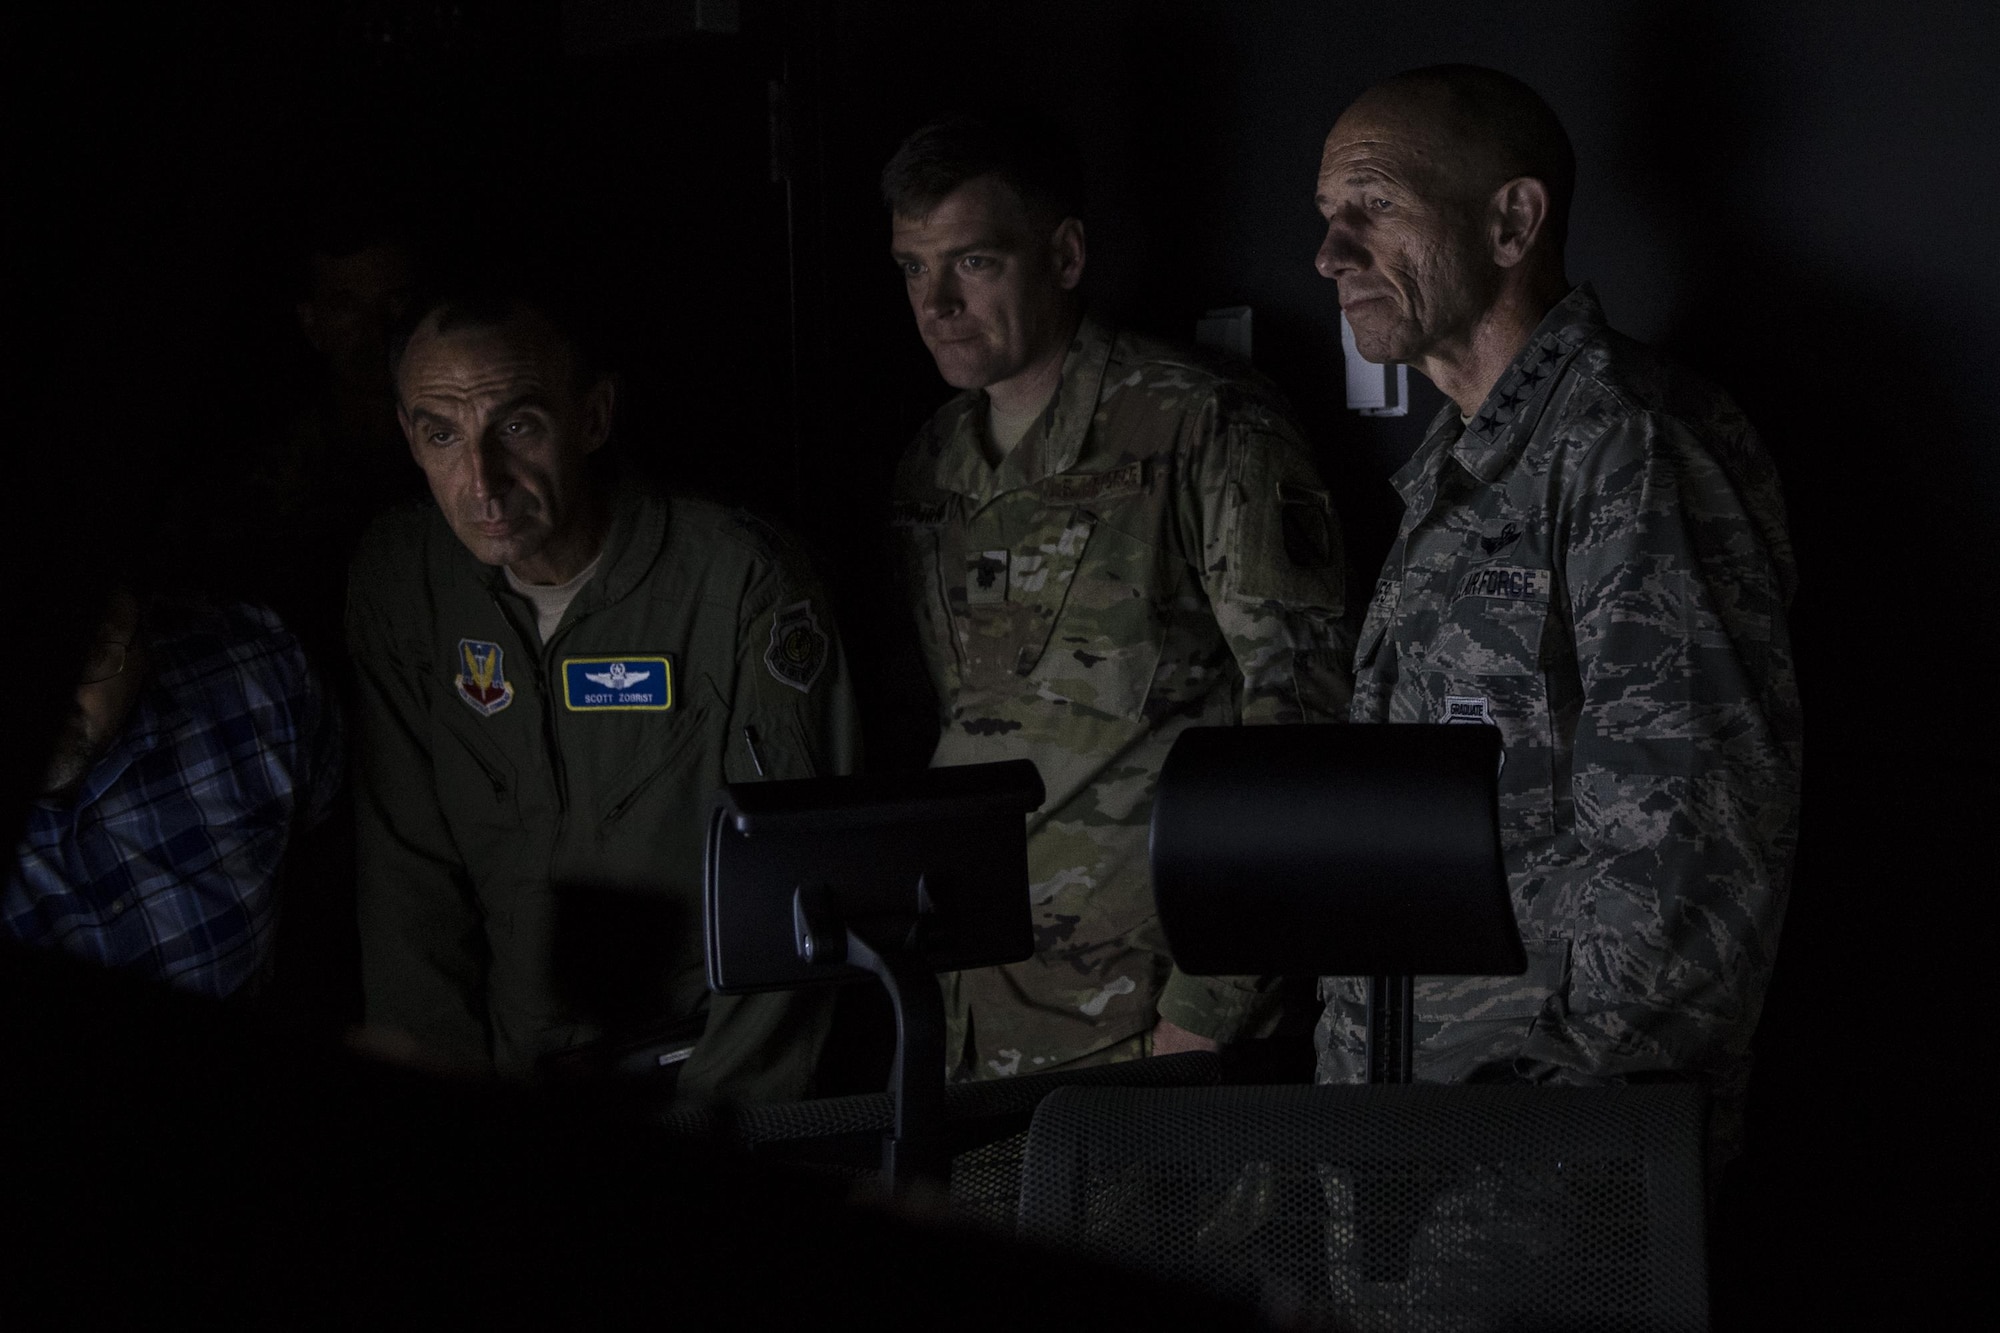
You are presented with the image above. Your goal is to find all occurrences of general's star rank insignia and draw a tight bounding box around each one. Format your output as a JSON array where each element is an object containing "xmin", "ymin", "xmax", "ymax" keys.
[
  {"xmin": 764, "ymin": 600, "xmax": 829, "ymax": 693},
  {"xmin": 454, "ymin": 639, "xmax": 515, "ymax": 717}
]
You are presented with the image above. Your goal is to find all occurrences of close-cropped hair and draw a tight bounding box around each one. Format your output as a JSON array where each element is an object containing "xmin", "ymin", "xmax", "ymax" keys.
[
  {"xmin": 881, "ymin": 112, "xmax": 1084, "ymax": 226},
  {"xmin": 387, "ymin": 268, "xmax": 604, "ymax": 393},
  {"xmin": 1388, "ymin": 63, "xmax": 1577, "ymax": 249}
]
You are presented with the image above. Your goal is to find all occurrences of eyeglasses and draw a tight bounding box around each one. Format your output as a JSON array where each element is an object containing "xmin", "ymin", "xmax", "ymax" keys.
[{"xmin": 81, "ymin": 640, "xmax": 133, "ymax": 685}]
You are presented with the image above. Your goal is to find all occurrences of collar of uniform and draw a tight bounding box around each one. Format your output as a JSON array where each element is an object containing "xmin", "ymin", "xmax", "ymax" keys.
[
  {"xmin": 475, "ymin": 481, "xmax": 662, "ymax": 614},
  {"xmin": 1449, "ymin": 283, "xmax": 1605, "ymax": 485},
  {"xmin": 929, "ymin": 313, "xmax": 1113, "ymax": 506},
  {"xmin": 1388, "ymin": 400, "xmax": 1466, "ymax": 514}
]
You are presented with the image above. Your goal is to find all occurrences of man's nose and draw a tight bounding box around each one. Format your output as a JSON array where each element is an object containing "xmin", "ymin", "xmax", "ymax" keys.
[
  {"xmin": 921, "ymin": 268, "xmax": 963, "ymax": 318},
  {"xmin": 467, "ymin": 435, "xmax": 511, "ymax": 500},
  {"xmin": 1314, "ymin": 210, "xmax": 1368, "ymax": 280}
]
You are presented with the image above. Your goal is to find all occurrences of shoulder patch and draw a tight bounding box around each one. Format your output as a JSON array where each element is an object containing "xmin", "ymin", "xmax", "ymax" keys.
[
  {"xmin": 1276, "ymin": 481, "xmax": 1336, "ymax": 569},
  {"xmin": 764, "ymin": 600, "xmax": 829, "ymax": 693}
]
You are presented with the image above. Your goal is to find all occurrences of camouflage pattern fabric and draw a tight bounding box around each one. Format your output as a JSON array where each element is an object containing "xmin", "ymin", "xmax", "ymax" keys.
[
  {"xmin": 893, "ymin": 317, "xmax": 1354, "ymax": 1079},
  {"xmin": 1316, "ymin": 286, "xmax": 1802, "ymax": 1160}
]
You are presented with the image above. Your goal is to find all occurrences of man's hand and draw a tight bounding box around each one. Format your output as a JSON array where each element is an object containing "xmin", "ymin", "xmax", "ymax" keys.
[{"xmin": 1150, "ymin": 1017, "xmax": 1220, "ymax": 1056}]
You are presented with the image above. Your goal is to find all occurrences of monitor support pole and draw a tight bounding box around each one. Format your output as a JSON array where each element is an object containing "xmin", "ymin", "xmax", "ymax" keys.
[
  {"xmin": 1365, "ymin": 974, "xmax": 1415, "ymax": 1084},
  {"xmin": 792, "ymin": 883, "xmax": 948, "ymax": 1189},
  {"xmin": 842, "ymin": 921, "xmax": 946, "ymax": 1188}
]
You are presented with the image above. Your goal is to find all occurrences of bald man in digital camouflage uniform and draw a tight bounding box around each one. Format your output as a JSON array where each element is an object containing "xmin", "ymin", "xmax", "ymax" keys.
[{"xmin": 1311, "ymin": 66, "xmax": 1802, "ymax": 1164}]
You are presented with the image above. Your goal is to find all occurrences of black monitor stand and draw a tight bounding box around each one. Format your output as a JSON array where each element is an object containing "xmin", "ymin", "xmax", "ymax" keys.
[
  {"xmin": 706, "ymin": 760, "xmax": 1044, "ymax": 1188},
  {"xmin": 790, "ymin": 884, "xmax": 950, "ymax": 1183}
]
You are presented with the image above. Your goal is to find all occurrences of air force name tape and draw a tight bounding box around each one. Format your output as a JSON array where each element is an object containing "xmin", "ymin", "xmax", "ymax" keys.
[
  {"xmin": 455, "ymin": 639, "xmax": 515, "ymax": 717},
  {"xmin": 563, "ymin": 657, "xmax": 673, "ymax": 711},
  {"xmin": 764, "ymin": 600, "xmax": 829, "ymax": 693}
]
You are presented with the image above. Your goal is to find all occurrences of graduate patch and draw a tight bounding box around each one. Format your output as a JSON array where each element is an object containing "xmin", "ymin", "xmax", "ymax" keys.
[
  {"xmin": 1443, "ymin": 695, "xmax": 1493, "ymax": 725},
  {"xmin": 562, "ymin": 657, "xmax": 673, "ymax": 711},
  {"xmin": 454, "ymin": 639, "xmax": 515, "ymax": 717},
  {"xmin": 764, "ymin": 601, "xmax": 828, "ymax": 693}
]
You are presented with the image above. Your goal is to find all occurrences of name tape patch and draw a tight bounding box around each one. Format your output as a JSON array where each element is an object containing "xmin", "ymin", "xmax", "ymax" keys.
[
  {"xmin": 1459, "ymin": 565, "xmax": 1552, "ymax": 602},
  {"xmin": 562, "ymin": 656, "xmax": 673, "ymax": 711},
  {"xmin": 1040, "ymin": 459, "xmax": 1145, "ymax": 506}
]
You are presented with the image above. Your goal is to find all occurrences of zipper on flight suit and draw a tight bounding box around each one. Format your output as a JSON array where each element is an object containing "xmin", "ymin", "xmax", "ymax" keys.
[{"xmin": 489, "ymin": 591, "xmax": 571, "ymax": 833}]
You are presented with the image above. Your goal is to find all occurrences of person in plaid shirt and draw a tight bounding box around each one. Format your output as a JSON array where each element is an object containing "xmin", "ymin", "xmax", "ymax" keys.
[{"xmin": 4, "ymin": 588, "xmax": 339, "ymax": 998}]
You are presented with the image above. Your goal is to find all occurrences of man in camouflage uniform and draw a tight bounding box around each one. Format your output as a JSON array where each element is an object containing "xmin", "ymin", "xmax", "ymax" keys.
[
  {"xmin": 886, "ymin": 117, "xmax": 1353, "ymax": 1079},
  {"xmin": 1311, "ymin": 66, "xmax": 1801, "ymax": 1155}
]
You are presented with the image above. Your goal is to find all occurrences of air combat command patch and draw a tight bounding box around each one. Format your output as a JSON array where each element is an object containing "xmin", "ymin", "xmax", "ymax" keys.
[
  {"xmin": 764, "ymin": 600, "xmax": 828, "ymax": 693},
  {"xmin": 454, "ymin": 639, "xmax": 515, "ymax": 717}
]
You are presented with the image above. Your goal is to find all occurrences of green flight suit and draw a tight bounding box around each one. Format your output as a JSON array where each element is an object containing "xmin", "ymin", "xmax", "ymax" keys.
[
  {"xmin": 892, "ymin": 317, "xmax": 1354, "ymax": 1078},
  {"xmin": 349, "ymin": 486, "xmax": 860, "ymax": 1099}
]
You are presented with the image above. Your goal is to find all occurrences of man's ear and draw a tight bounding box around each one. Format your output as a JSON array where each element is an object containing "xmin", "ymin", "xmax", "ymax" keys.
[
  {"xmin": 581, "ymin": 375, "xmax": 616, "ymax": 454},
  {"xmin": 1050, "ymin": 216, "xmax": 1087, "ymax": 291},
  {"xmin": 1488, "ymin": 177, "xmax": 1551, "ymax": 270}
]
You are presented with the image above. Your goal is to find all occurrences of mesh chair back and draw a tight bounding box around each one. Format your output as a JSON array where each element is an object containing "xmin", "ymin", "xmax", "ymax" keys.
[
  {"xmin": 662, "ymin": 1051, "xmax": 1224, "ymax": 1228},
  {"xmin": 1018, "ymin": 1083, "xmax": 1707, "ymax": 1332}
]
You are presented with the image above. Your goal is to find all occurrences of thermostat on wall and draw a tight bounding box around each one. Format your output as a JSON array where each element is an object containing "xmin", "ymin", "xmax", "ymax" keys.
[
  {"xmin": 1341, "ymin": 312, "xmax": 1409, "ymax": 417},
  {"xmin": 1195, "ymin": 305, "xmax": 1253, "ymax": 365}
]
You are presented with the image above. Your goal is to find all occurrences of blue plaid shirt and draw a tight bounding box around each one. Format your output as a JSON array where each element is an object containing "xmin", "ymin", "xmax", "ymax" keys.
[{"xmin": 4, "ymin": 598, "xmax": 339, "ymax": 998}]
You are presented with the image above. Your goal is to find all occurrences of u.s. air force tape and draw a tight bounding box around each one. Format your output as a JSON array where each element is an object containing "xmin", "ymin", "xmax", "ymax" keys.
[{"xmin": 1458, "ymin": 565, "xmax": 1551, "ymax": 601}]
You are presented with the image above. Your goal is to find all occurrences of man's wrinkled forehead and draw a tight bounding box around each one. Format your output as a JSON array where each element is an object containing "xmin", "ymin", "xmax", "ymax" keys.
[
  {"xmin": 1320, "ymin": 85, "xmax": 1489, "ymax": 194},
  {"xmin": 399, "ymin": 309, "xmax": 575, "ymax": 396}
]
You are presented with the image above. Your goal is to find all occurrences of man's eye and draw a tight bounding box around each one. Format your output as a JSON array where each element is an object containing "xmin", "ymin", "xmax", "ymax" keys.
[
  {"xmin": 428, "ymin": 430, "xmax": 456, "ymax": 446},
  {"xmin": 1369, "ymin": 196, "xmax": 1393, "ymax": 212},
  {"xmin": 961, "ymin": 255, "xmax": 991, "ymax": 271}
]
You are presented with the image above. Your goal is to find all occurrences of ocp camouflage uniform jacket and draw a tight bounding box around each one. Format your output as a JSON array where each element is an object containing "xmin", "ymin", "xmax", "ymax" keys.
[
  {"xmin": 893, "ymin": 316, "xmax": 1354, "ymax": 1078},
  {"xmin": 1317, "ymin": 287, "xmax": 1802, "ymax": 1143}
]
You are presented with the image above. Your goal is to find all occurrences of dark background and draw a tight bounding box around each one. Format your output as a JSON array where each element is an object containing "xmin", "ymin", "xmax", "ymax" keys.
[{"xmin": 5, "ymin": 0, "xmax": 1991, "ymax": 1322}]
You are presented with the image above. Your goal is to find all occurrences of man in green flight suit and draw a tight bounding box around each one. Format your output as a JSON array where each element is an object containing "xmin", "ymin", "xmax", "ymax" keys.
[
  {"xmin": 885, "ymin": 116, "xmax": 1355, "ymax": 1080},
  {"xmin": 349, "ymin": 277, "xmax": 860, "ymax": 1100}
]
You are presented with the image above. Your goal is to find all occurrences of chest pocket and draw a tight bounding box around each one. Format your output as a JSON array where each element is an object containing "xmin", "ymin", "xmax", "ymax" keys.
[
  {"xmin": 1421, "ymin": 558, "xmax": 1558, "ymax": 846},
  {"xmin": 596, "ymin": 704, "xmax": 711, "ymax": 836},
  {"xmin": 431, "ymin": 696, "xmax": 524, "ymax": 843},
  {"xmin": 948, "ymin": 505, "xmax": 1100, "ymax": 690},
  {"xmin": 1022, "ymin": 511, "xmax": 1168, "ymax": 721},
  {"xmin": 893, "ymin": 502, "xmax": 964, "ymax": 701}
]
